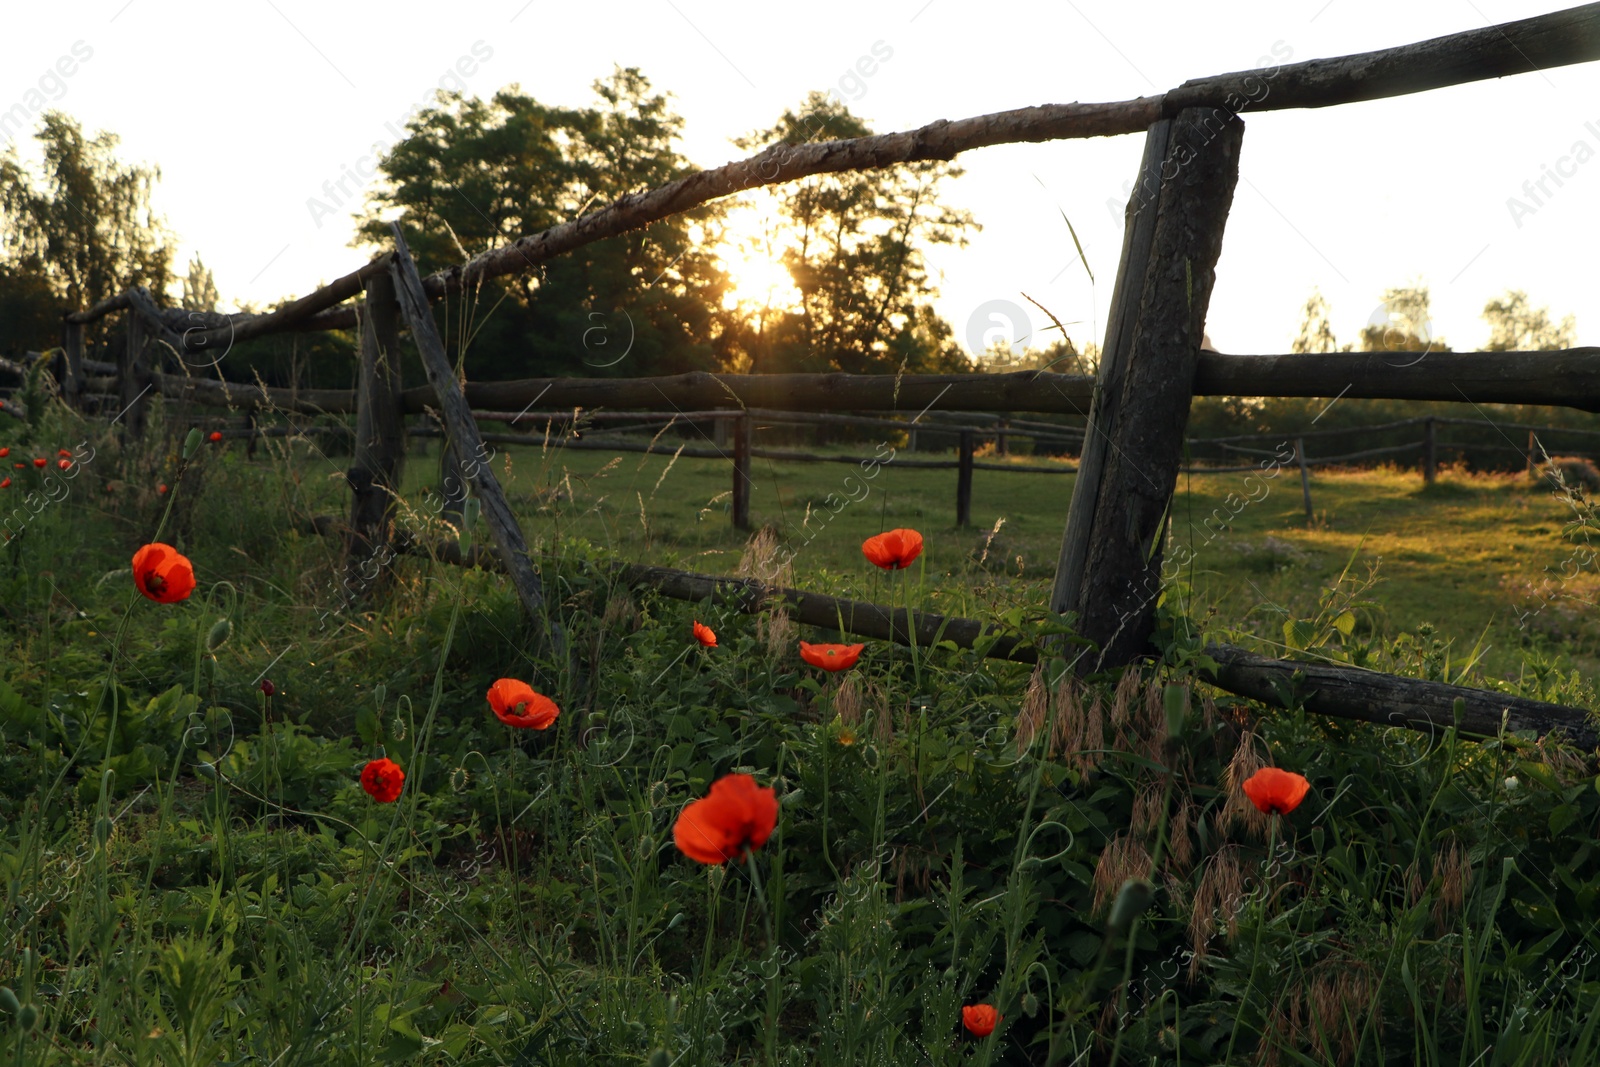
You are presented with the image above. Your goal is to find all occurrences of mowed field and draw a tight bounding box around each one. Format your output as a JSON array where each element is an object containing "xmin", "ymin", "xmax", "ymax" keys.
[{"xmin": 365, "ymin": 431, "xmax": 1600, "ymax": 682}]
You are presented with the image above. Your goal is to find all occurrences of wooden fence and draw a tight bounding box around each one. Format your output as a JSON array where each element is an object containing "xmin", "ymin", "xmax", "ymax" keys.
[{"xmin": 15, "ymin": 3, "xmax": 1600, "ymax": 740}]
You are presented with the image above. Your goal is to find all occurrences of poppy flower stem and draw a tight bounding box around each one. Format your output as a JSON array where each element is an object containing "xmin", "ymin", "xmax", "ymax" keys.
[{"xmin": 1223, "ymin": 815, "xmax": 1278, "ymax": 1065}]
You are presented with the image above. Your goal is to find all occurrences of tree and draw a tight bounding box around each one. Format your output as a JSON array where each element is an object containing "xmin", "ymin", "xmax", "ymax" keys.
[
  {"xmin": 1291, "ymin": 289, "xmax": 1349, "ymax": 354},
  {"xmin": 179, "ymin": 253, "xmax": 219, "ymax": 313},
  {"xmin": 726, "ymin": 93, "xmax": 977, "ymax": 375},
  {"xmin": 1359, "ymin": 283, "xmax": 1447, "ymax": 352},
  {"xmin": 356, "ymin": 68, "xmax": 731, "ymax": 380},
  {"xmin": 0, "ymin": 111, "xmax": 174, "ymax": 321},
  {"xmin": 1481, "ymin": 290, "xmax": 1576, "ymax": 351}
]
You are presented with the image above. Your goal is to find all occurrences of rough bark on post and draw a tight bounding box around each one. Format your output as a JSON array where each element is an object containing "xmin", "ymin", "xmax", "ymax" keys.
[
  {"xmin": 118, "ymin": 314, "xmax": 151, "ymax": 439},
  {"xmin": 387, "ymin": 223, "xmax": 562, "ymax": 653},
  {"xmin": 344, "ymin": 271, "xmax": 407, "ymax": 603},
  {"xmin": 1051, "ymin": 119, "xmax": 1173, "ymax": 625},
  {"xmin": 956, "ymin": 430, "xmax": 975, "ymax": 528},
  {"xmin": 1056, "ymin": 108, "xmax": 1244, "ymax": 671},
  {"xmin": 732, "ymin": 412, "xmax": 752, "ymax": 531}
]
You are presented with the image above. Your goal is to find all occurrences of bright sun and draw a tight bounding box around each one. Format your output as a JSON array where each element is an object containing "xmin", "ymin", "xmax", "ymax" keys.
[{"xmin": 714, "ymin": 194, "xmax": 803, "ymax": 315}]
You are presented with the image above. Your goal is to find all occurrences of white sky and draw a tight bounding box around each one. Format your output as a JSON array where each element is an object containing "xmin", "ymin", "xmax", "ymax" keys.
[{"xmin": 4, "ymin": 0, "xmax": 1597, "ymax": 358}]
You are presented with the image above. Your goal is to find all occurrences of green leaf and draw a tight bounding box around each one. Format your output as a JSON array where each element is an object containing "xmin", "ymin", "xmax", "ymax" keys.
[
  {"xmin": 1333, "ymin": 611, "xmax": 1356, "ymax": 637},
  {"xmin": 355, "ymin": 705, "xmax": 383, "ymax": 746}
]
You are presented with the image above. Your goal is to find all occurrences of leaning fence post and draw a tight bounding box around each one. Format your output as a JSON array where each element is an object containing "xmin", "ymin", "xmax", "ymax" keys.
[
  {"xmin": 388, "ymin": 223, "xmax": 563, "ymax": 656},
  {"xmin": 732, "ymin": 412, "xmax": 752, "ymax": 531},
  {"xmin": 1297, "ymin": 437, "xmax": 1313, "ymax": 524},
  {"xmin": 957, "ymin": 429, "xmax": 975, "ymax": 528},
  {"xmin": 1423, "ymin": 417, "xmax": 1437, "ymax": 485}
]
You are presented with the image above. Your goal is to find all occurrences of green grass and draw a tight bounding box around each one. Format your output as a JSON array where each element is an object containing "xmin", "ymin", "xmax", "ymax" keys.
[{"xmin": 3, "ymin": 398, "xmax": 1600, "ymax": 1065}]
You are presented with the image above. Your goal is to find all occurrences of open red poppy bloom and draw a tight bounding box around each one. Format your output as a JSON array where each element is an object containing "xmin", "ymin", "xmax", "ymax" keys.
[
  {"xmin": 360, "ymin": 757, "xmax": 404, "ymax": 803},
  {"xmin": 0, "ymin": 478, "xmax": 8, "ymax": 489},
  {"xmin": 132, "ymin": 543, "xmax": 196, "ymax": 604},
  {"xmin": 57, "ymin": 448, "xmax": 71, "ymax": 456},
  {"xmin": 486, "ymin": 678, "xmax": 560, "ymax": 729},
  {"xmin": 673, "ymin": 773, "xmax": 779, "ymax": 865},
  {"xmin": 32, "ymin": 457, "xmax": 45, "ymax": 468},
  {"xmin": 799, "ymin": 641, "xmax": 864, "ymax": 671},
  {"xmin": 57, "ymin": 458, "xmax": 70, "ymax": 470},
  {"xmin": 208, "ymin": 431, "xmax": 223, "ymax": 443},
  {"xmin": 862, "ymin": 528, "xmax": 924, "ymax": 570},
  {"xmin": 0, "ymin": 448, "xmax": 8, "ymax": 457},
  {"xmin": 962, "ymin": 1004, "xmax": 1001, "ymax": 1037},
  {"xmin": 1242, "ymin": 767, "xmax": 1311, "ymax": 815},
  {"xmin": 693, "ymin": 620, "xmax": 717, "ymax": 648},
  {"xmin": 157, "ymin": 484, "xmax": 168, "ymax": 494}
]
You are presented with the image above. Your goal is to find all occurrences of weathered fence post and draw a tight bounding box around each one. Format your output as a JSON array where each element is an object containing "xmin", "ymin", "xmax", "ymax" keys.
[
  {"xmin": 388, "ymin": 224, "xmax": 564, "ymax": 655},
  {"xmin": 1297, "ymin": 436, "xmax": 1313, "ymax": 523},
  {"xmin": 60, "ymin": 319, "xmax": 84, "ymax": 410},
  {"xmin": 344, "ymin": 270, "xmax": 407, "ymax": 603},
  {"xmin": 118, "ymin": 313, "xmax": 151, "ymax": 438},
  {"xmin": 1049, "ymin": 108, "xmax": 1243, "ymax": 671},
  {"xmin": 732, "ymin": 412, "xmax": 752, "ymax": 531},
  {"xmin": 1423, "ymin": 417, "xmax": 1437, "ymax": 485},
  {"xmin": 713, "ymin": 412, "xmax": 729, "ymax": 450},
  {"xmin": 956, "ymin": 429, "xmax": 975, "ymax": 528},
  {"xmin": 1527, "ymin": 429, "xmax": 1538, "ymax": 473},
  {"xmin": 996, "ymin": 415, "xmax": 1009, "ymax": 457}
]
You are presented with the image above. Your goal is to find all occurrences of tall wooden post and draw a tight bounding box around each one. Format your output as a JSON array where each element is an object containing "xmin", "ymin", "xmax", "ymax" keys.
[
  {"xmin": 344, "ymin": 270, "xmax": 407, "ymax": 603},
  {"xmin": 1297, "ymin": 437, "xmax": 1313, "ymax": 524},
  {"xmin": 118, "ymin": 314, "xmax": 151, "ymax": 438},
  {"xmin": 1423, "ymin": 417, "xmax": 1437, "ymax": 485},
  {"xmin": 60, "ymin": 319, "xmax": 84, "ymax": 410},
  {"xmin": 996, "ymin": 416, "xmax": 1010, "ymax": 457},
  {"xmin": 956, "ymin": 429, "xmax": 975, "ymax": 528},
  {"xmin": 1050, "ymin": 108, "xmax": 1244, "ymax": 671},
  {"xmin": 732, "ymin": 412, "xmax": 752, "ymax": 531}
]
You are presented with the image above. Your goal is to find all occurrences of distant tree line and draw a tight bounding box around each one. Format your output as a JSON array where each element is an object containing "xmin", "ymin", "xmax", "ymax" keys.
[{"xmin": 0, "ymin": 84, "xmax": 1582, "ymax": 405}]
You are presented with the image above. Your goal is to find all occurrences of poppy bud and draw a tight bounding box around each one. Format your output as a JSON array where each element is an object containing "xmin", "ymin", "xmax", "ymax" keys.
[
  {"xmin": 1108, "ymin": 877, "xmax": 1154, "ymax": 935},
  {"xmin": 260, "ymin": 679, "xmax": 276, "ymax": 697},
  {"xmin": 181, "ymin": 428, "xmax": 203, "ymax": 459}
]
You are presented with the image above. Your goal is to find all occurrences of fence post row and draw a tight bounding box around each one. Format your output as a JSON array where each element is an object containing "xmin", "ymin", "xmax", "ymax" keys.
[{"xmin": 1051, "ymin": 107, "xmax": 1244, "ymax": 673}]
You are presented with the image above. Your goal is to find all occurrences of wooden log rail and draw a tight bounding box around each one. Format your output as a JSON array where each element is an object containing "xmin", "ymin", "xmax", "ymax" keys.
[
  {"xmin": 301, "ymin": 516, "xmax": 1599, "ymax": 750},
  {"xmin": 56, "ymin": 4, "xmax": 1600, "ymax": 355},
  {"xmin": 117, "ymin": 350, "xmax": 1600, "ymax": 418}
]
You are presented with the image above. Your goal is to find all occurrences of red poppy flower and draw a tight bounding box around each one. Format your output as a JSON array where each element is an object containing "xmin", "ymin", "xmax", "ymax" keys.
[
  {"xmin": 0, "ymin": 447, "xmax": 8, "ymax": 457},
  {"xmin": 862, "ymin": 528, "xmax": 924, "ymax": 570},
  {"xmin": 360, "ymin": 757, "xmax": 404, "ymax": 803},
  {"xmin": 673, "ymin": 773, "xmax": 779, "ymax": 865},
  {"xmin": 962, "ymin": 1004, "xmax": 1001, "ymax": 1037},
  {"xmin": 32, "ymin": 457, "xmax": 46, "ymax": 468},
  {"xmin": 693, "ymin": 620, "xmax": 717, "ymax": 648},
  {"xmin": 1242, "ymin": 767, "xmax": 1311, "ymax": 815},
  {"xmin": 157, "ymin": 484, "xmax": 169, "ymax": 495},
  {"xmin": 57, "ymin": 458, "xmax": 71, "ymax": 470},
  {"xmin": 57, "ymin": 448, "xmax": 71, "ymax": 457},
  {"xmin": 14, "ymin": 462, "xmax": 25, "ymax": 469},
  {"xmin": 131, "ymin": 542, "xmax": 196, "ymax": 604},
  {"xmin": 486, "ymin": 678, "xmax": 560, "ymax": 730},
  {"xmin": 799, "ymin": 641, "xmax": 864, "ymax": 671},
  {"xmin": 208, "ymin": 431, "xmax": 223, "ymax": 443},
  {"xmin": 0, "ymin": 478, "xmax": 9, "ymax": 489}
]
